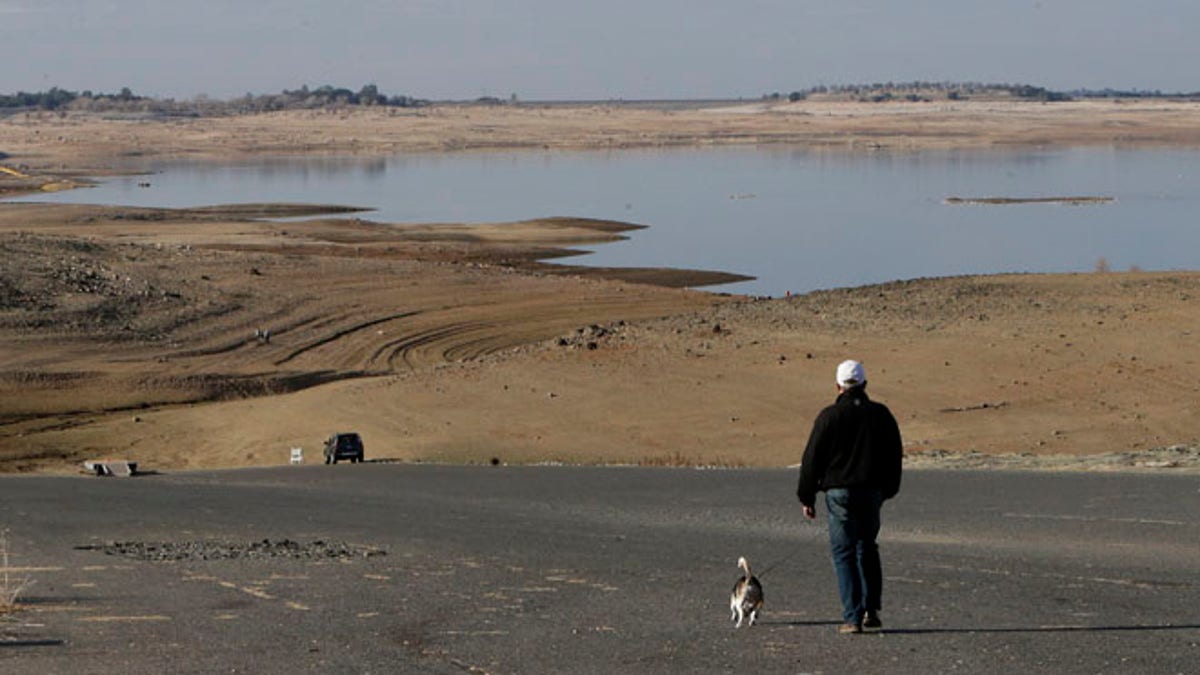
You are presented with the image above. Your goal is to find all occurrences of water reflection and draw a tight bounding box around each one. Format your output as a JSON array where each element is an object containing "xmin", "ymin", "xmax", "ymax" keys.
[{"xmin": 16, "ymin": 147, "xmax": 1200, "ymax": 296}]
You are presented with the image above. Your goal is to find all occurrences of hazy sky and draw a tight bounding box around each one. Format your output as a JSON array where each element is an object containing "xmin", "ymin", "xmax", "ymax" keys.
[{"xmin": 1, "ymin": 1, "xmax": 1196, "ymax": 100}]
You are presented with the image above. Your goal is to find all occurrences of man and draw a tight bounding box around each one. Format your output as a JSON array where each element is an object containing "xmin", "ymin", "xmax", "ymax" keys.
[{"xmin": 797, "ymin": 359, "xmax": 903, "ymax": 634}]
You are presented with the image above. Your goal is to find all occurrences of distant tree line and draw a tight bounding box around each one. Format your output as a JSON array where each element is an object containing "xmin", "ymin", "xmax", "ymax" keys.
[
  {"xmin": 273, "ymin": 84, "xmax": 422, "ymax": 108},
  {"xmin": 7, "ymin": 82, "xmax": 1199, "ymax": 115},
  {"xmin": 763, "ymin": 81, "xmax": 1200, "ymax": 104},
  {"xmin": 0, "ymin": 84, "xmax": 427, "ymax": 116},
  {"xmin": 0, "ymin": 86, "xmax": 143, "ymax": 110},
  {"xmin": 1065, "ymin": 87, "xmax": 1200, "ymax": 99}
]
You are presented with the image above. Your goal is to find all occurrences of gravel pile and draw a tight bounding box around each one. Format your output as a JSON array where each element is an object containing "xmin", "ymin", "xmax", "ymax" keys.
[
  {"xmin": 75, "ymin": 538, "xmax": 386, "ymax": 562},
  {"xmin": 0, "ymin": 234, "xmax": 191, "ymax": 336},
  {"xmin": 555, "ymin": 321, "xmax": 628, "ymax": 350}
]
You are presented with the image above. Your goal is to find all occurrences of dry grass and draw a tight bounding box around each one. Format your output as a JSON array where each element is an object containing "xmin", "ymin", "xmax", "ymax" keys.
[
  {"xmin": 634, "ymin": 451, "xmax": 747, "ymax": 468},
  {"xmin": 0, "ymin": 528, "xmax": 33, "ymax": 614}
]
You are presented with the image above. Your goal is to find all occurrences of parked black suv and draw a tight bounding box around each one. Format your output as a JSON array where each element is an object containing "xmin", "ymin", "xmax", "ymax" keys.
[{"xmin": 323, "ymin": 432, "xmax": 364, "ymax": 464}]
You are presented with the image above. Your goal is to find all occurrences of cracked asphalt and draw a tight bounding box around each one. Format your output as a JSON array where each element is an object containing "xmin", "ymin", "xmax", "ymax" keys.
[{"xmin": 1, "ymin": 465, "xmax": 1198, "ymax": 673}]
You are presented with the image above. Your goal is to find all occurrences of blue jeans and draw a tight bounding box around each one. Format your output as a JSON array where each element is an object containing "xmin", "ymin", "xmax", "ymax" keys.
[{"xmin": 825, "ymin": 487, "xmax": 883, "ymax": 625}]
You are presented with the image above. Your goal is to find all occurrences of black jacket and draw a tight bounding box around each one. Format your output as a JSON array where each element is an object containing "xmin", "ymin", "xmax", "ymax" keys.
[{"xmin": 796, "ymin": 386, "xmax": 902, "ymax": 507}]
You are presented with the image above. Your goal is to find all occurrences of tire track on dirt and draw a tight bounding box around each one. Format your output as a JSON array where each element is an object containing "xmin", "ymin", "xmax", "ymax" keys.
[
  {"xmin": 370, "ymin": 322, "xmax": 489, "ymax": 370},
  {"xmin": 170, "ymin": 315, "xmax": 324, "ymax": 359},
  {"xmin": 273, "ymin": 311, "xmax": 420, "ymax": 366},
  {"xmin": 442, "ymin": 332, "xmax": 528, "ymax": 362}
]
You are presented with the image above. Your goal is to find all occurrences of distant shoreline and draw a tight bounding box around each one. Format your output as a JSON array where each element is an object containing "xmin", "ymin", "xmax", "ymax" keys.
[{"xmin": 6, "ymin": 99, "xmax": 1200, "ymax": 178}]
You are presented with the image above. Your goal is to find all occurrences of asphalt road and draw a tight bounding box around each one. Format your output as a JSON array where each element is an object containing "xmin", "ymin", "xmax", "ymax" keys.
[{"xmin": 1, "ymin": 465, "xmax": 1197, "ymax": 674}]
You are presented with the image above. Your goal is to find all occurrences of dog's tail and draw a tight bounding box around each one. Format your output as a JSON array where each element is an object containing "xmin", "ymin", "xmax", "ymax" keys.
[{"xmin": 737, "ymin": 556, "xmax": 752, "ymax": 578}]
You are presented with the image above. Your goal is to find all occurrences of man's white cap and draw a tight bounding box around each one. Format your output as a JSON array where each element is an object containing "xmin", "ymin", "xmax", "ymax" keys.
[{"xmin": 836, "ymin": 360, "xmax": 866, "ymax": 388}]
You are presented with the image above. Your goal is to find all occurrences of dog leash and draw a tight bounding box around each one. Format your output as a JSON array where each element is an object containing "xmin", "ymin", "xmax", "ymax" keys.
[{"xmin": 754, "ymin": 547, "xmax": 802, "ymax": 578}]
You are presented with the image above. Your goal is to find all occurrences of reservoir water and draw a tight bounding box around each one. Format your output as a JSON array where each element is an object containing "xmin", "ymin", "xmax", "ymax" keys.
[{"xmin": 15, "ymin": 147, "xmax": 1200, "ymax": 296}]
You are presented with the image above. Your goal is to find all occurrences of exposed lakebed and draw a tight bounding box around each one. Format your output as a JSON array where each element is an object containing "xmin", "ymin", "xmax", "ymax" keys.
[{"xmin": 16, "ymin": 146, "xmax": 1200, "ymax": 296}]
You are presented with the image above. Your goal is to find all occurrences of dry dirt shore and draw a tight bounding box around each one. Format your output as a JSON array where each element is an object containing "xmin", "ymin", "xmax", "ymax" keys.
[
  {"xmin": 1, "ymin": 101, "xmax": 1199, "ymax": 474},
  {"xmin": 5, "ymin": 99, "xmax": 1200, "ymax": 174}
]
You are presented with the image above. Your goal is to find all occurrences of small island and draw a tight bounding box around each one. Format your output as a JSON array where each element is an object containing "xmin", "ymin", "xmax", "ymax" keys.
[{"xmin": 944, "ymin": 196, "xmax": 1115, "ymax": 205}]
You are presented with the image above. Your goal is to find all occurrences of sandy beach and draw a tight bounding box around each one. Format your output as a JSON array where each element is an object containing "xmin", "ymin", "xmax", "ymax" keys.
[{"xmin": 2, "ymin": 100, "xmax": 1199, "ymax": 473}]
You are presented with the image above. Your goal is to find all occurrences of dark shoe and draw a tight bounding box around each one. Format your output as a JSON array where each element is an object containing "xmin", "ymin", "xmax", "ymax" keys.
[
  {"xmin": 838, "ymin": 622, "xmax": 863, "ymax": 634},
  {"xmin": 863, "ymin": 610, "xmax": 882, "ymax": 629}
]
